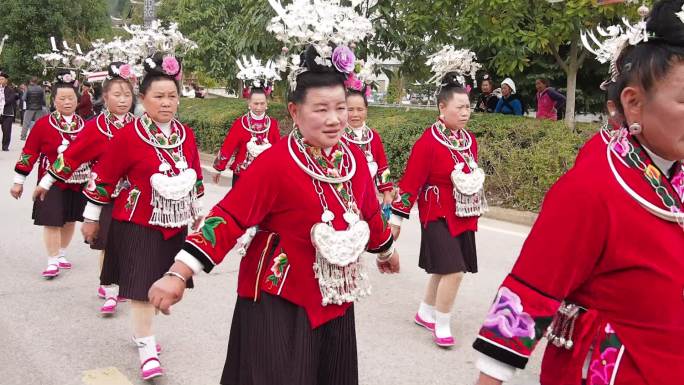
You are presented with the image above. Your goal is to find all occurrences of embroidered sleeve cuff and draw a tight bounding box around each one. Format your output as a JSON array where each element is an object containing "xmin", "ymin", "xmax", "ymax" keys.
[
  {"xmin": 13, "ymin": 172, "xmax": 27, "ymax": 185},
  {"xmin": 175, "ymin": 249, "xmax": 204, "ymax": 275},
  {"xmin": 389, "ymin": 214, "xmax": 404, "ymax": 227},
  {"xmin": 38, "ymin": 174, "xmax": 56, "ymax": 190},
  {"xmin": 390, "ymin": 207, "xmax": 409, "ymax": 220},
  {"xmin": 182, "ymin": 241, "xmax": 217, "ymax": 273},
  {"xmin": 377, "ymin": 183, "xmax": 394, "ymax": 192},
  {"xmin": 83, "ymin": 202, "xmax": 102, "ymax": 221},
  {"xmin": 476, "ymin": 353, "xmax": 516, "ymax": 382},
  {"xmin": 367, "ymin": 233, "xmax": 394, "ymax": 254}
]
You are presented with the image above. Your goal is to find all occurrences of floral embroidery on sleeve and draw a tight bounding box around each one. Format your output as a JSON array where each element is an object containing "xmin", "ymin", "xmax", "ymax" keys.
[{"xmin": 483, "ymin": 287, "xmax": 538, "ymax": 347}]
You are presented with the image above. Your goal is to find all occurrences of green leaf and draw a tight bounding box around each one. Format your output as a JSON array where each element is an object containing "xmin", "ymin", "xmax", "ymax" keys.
[
  {"xmin": 96, "ymin": 186, "xmax": 108, "ymax": 197},
  {"xmin": 204, "ymin": 216, "xmax": 227, "ymax": 228},
  {"xmin": 201, "ymin": 226, "xmax": 217, "ymax": 247}
]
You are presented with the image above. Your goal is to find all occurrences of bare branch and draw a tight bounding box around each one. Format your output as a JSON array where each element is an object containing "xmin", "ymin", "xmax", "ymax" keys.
[{"xmin": 550, "ymin": 43, "xmax": 569, "ymax": 74}]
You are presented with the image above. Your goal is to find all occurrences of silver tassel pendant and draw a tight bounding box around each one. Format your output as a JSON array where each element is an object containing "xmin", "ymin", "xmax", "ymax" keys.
[
  {"xmin": 313, "ymin": 254, "xmax": 371, "ymax": 307},
  {"xmin": 454, "ymin": 187, "xmax": 488, "ymax": 217},
  {"xmin": 66, "ymin": 162, "xmax": 93, "ymax": 184}
]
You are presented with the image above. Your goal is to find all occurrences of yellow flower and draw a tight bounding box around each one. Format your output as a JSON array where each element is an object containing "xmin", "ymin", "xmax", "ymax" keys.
[{"xmin": 645, "ymin": 164, "xmax": 661, "ymax": 181}]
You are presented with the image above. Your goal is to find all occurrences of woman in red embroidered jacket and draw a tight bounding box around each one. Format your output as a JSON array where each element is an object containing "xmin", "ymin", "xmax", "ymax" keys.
[
  {"xmin": 473, "ymin": 2, "xmax": 684, "ymax": 384},
  {"xmin": 343, "ymin": 80, "xmax": 394, "ymax": 207},
  {"xmin": 80, "ymin": 53, "xmax": 204, "ymax": 381},
  {"xmin": 390, "ymin": 71, "xmax": 487, "ymax": 348},
  {"xmin": 148, "ymin": 45, "xmax": 400, "ymax": 385},
  {"xmin": 9, "ymin": 70, "xmax": 87, "ymax": 279},
  {"xmin": 212, "ymin": 87, "xmax": 281, "ymax": 187},
  {"xmin": 35, "ymin": 62, "xmax": 136, "ymax": 315}
]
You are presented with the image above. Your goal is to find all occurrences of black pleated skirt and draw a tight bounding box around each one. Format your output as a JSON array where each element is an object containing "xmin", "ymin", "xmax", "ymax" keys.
[
  {"xmin": 419, "ymin": 219, "xmax": 478, "ymax": 274},
  {"xmin": 90, "ymin": 203, "xmax": 113, "ymax": 250},
  {"xmin": 32, "ymin": 185, "xmax": 86, "ymax": 226},
  {"xmin": 221, "ymin": 293, "xmax": 358, "ymax": 385},
  {"xmin": 100, "ymin": 220, "xmax": 192, "ymax": 301}
]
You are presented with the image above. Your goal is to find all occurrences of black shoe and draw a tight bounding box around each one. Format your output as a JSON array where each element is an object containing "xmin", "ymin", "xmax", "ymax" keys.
[{"xmin": 2, "ymin": 148, "xmax": 9, "ymax": 152}]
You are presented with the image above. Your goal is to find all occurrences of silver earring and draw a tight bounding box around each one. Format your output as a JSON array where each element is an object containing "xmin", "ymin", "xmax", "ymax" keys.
[
  {"xmin": 628, "ymin": 122, "xmax": 642, "ymax": 135},
  {"xmin": 609, "ymin": 111, "xmax": 616, "ymax": 117}
]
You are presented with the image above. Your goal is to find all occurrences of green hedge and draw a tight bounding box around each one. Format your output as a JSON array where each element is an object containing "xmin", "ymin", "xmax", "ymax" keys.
[{"xmin": 179, "ymin": 98, "xmax": 597, "ymax": 211}]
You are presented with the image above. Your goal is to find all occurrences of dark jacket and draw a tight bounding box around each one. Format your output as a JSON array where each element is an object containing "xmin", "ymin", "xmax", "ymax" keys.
[
  {"xmin": 2, "ymin": 86, "xmax": 17, "ymax": 116},
  {"xmin": 24, "ymin": 84, "xmax": 45, "ymax": 110},
  {"xmin": 475, "ymin": 92, "xmax": 499, "ymax": 113}
]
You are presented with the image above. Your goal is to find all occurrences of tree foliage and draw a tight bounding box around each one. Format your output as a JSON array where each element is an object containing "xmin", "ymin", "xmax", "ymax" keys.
[{"xmin": 0, "ymin": 0, "xmax": 112, "ymax": 82}]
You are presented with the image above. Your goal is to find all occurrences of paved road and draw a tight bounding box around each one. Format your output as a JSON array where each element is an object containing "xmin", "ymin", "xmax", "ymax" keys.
[{"xmin": 0, "ymin": 124, "xmax": 544, "ymax": 385}]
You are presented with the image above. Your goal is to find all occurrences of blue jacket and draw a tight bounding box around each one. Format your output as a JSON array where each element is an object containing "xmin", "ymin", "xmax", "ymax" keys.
[{"xmin": 495, "ymin": 96, "xmax": 523, "ymax": 116}]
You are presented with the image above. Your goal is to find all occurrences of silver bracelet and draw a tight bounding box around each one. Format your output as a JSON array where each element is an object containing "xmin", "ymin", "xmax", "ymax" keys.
[
  {"xmin": 164, "ymin": 271, "xmax": 187, "ymax": 283},
  {"xmin": 83, "ymin": 218, "xmax": 99, "ymax": 223}
]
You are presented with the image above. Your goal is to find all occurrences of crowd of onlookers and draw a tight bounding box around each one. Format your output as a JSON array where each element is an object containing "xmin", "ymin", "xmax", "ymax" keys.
[{"xmin": 474, "ymin": 74, "xmax": 567, "ymax": 121}]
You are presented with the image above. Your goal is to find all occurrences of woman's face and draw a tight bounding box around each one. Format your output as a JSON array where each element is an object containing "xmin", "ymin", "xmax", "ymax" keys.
[
  {"xmin": 629, "ymin": 63, "xmax": 684, "ymax": 160},
  {"xmin": 481, "ymin": 80, "xmax": 492, "ymax": 94},
  {"xmin": 439, "ymin": 93, "xmax": 471, "ymax": 130},
  {"xmin": 346, "ymin": 94, "xmax": 367, "ymax": 129},
  {"xmin": 288, "ymin": 85, "xmax": 348, "ymax": 148},
  {"xmin": 502, "ymin": 84, "xmax": 512, "ymax": 97},
  {"xmin": 141, "ymin": 79, "xmax": 178, "ymax": 123},
  {"xmin": 535, "ymin": 80, "xmax": 546, "ymax": 93},
  {"xmin": 104, "ymin": 81, "xmax": 134, "ymax": 116},
  {"xmin": 53, "ymin": 87, "xmax": 78, "ymax": 116},
  {"xmin": 249, "ymin": 93, "xmax": 268, "ymax": 116}
]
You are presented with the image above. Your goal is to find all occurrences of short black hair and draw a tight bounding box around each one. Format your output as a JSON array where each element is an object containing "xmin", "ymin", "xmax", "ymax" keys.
[
  {"xmin": 612, "ymin": 0, "xmax": 684, "ymax": 114},
  {"xmin": 346, "ymin": 89, "xmax": 368, "ymax": 107},
  {"xmin": 437, "ymin": 72, "xmax": 468, "ymax": 105}
]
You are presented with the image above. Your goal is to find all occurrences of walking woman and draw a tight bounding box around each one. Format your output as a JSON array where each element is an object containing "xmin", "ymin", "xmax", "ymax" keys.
[
  {"xmin": 343, "ymin": 74, "xmax": 394, "ymax": 208},
  {"xmin": 390, "ymin": 48, "xmax": 487, "ymax": 348},
  {"xmin": 473, "ymin": 2, "xmax": 684, "ymax": 383},
  {"xmin": 36, "ymin": 62, "xmax": 135, "ymax": 315},
  {"xmin": 147, "ymin": 3, "xmax": 400, "ymax": 383},
  {"xmin": 213, "ymin": 58, "xmax": 281, "ymax": 187},
  {"xmin": 80, "ymin": 53, "xmax": 204, "ymax": 380},
  {"xmin": 10, "ymin": 70, "xmax": 87, "ymax": 279}
]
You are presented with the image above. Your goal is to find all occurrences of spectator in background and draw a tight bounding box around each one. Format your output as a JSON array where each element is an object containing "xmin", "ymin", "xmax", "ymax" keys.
[
  {"xmin": 494, "ymin": 78, "xmax": 523, "ymax": 116},
  {"xmin": 0, "ymin": 71, "xmax": 18, "ymax": 151},
  {"xmin": 92, "ymin": 82, "xmax": 104, "ymax": 115},
  {"xmin": 21, "ymin": 77, "xmax": 47, "ymax": 140},
  {"xmin": 16, "ymin": 84, "xmax": 26, "ymax": 125},
  {"xmin": 77, "ymin": 81, "xmax": 94, "ymax": 119},
  {"xmin": 535, "ymin": 78, "xmax": 566, "ymax": 121},
  {"xmin": 475, "ymin": 75, "xmax": 499, "ymax": 113}
]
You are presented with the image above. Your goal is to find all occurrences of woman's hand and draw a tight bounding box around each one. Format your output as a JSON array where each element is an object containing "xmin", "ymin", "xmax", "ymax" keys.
[
  {"xmin": 148, "ymin": 261, "xmax": 194, "ymax": 315},
  {"xmin": 382, "ymin": 190, "xmax": 394, "ymax": 205},
  {"xmin": 212, "ymin": 172, "xmax": 221, "ymax": 184},
  {"xmin": 377, "ymin": 250, "xmax": 400, "ymax": 274},
  {"xmin": 191, "ymin": 216, "xmax": 205, "ymax": 232},
  {"xmin": 32, "ymin": 186, "xmax": 48, "ymax": 202},
  {"xmin": 9, "ymin": 183, "xmax": 23, "ymax": 199},
  {"xmin": 82, "ymin": 221, "xmax": 100, "ymax": 244}
]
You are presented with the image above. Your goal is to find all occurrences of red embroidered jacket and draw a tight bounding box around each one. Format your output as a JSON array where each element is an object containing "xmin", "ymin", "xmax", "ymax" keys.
[
  {"xmin": 83, "ymin": 119, "xmax": 205, "ymax": 240},
  {"xmin": 473, "ymin": 132, "xmax": 684, "ymax": 384},
  {"xmin": 341, "ymin": 128, "xmax": 393, "ymax": 193},
  {"xmin": 391, "ymin": 125, "xmax": 479, "ymax": 236},
  {"xmin": 213, "ymin": 115, "xmax": 281, "ymax": 174},
  {"xmin": 182, "ymin": 139, "xmax": 393, "ymax": 328},
  {"xmin": 15, "ymin": 114, "xmax": 85, "ymax": 191},
  {"xmin": 47, "ymin": 113, "xmax": 125, "ymax": 183}
]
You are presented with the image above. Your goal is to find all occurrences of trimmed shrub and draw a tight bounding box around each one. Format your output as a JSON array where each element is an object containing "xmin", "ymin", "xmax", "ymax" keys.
[{"xmin": 179, "ymin": 98, "xmax": 597, "ymax": 211}]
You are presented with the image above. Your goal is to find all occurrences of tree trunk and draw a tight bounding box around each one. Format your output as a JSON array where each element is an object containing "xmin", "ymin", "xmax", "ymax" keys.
[
  {"xmin": 564, "ymin": 37, "xmax": 579, "ymax": 131},
  {"xmin": 144, "ymin": 0, "xmax": 156, "ymax": 28}
]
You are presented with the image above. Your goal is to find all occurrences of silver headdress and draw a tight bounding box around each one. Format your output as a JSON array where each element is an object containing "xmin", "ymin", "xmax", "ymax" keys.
[
  {"xmin": 581, "ymin": 5, "xmax": 652, "ymax": 89},
  {"xmin": 236, "ymin": 55, "xmax": 282, "ymax": 91},
  {"xmin": 267, "ymin": 0, "xmax": 375, "ymax": 90},
  {"xmin": 426, "ymin": 45, "xmax": 482, "ymax": 90}
]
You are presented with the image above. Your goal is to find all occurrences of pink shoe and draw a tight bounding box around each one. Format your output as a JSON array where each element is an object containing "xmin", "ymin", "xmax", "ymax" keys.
[
  {"xmin": 140, "ymin": 357, "xmax": 163, "ymax": 380},
  {"xmin": 100, "ymin": 297, "xmax": 118, "ymax": 316},
  {"xmin": 42, "ymin": 264, "xmax": 60, "ymax": 279},
  {"xmin": 433, "ymin": 332, "xmax": 456, "ymax": 348},
  {"xmin": 414, "ymin": 313, "xmax": 435, "ymax": 331},
  {"xmin": 98, "ymin": 286, "xmax": 128, "ymax": 302},
  {"xmin": 57, "ymin": 256, "xmax": 72, "ymax": 269}
]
